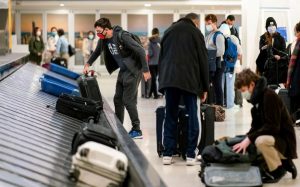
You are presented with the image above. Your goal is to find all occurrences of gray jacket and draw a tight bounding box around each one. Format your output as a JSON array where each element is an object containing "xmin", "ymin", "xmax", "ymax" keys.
[
  {"xmin": 87, "ymin": 26, "xmax": 149, "ymax": 75},
  {"xmin": 148, "ymin": 35, "xmax": 161, "ymax": 66},
  {"xmin": 205, "ymin": 30, "xmax": 225, "ymax": 59}
]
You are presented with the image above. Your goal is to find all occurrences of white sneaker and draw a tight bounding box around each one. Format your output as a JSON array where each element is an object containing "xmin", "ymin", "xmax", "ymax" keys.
[
  {"xmin": 186, "ymin": 157, "xmax": 197, "ymax": 166},
  {"xmin": 162, "ymin": 156, "xmax": 173, "ymax": 165},
  {"xmin": 196, "ymin": 154, "xmax": 202, "ymax": 161}
]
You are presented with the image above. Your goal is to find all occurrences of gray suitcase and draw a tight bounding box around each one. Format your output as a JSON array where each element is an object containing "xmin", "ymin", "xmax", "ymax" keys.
[{"xmin": 202, "ymin": 163, "xmax": 262, "ymax": 187}]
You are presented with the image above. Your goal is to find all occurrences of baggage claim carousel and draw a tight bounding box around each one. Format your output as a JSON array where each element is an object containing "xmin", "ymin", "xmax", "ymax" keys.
[{"xmin": 0, "ymin": 54, "xmax": 166, "ymax": 187}]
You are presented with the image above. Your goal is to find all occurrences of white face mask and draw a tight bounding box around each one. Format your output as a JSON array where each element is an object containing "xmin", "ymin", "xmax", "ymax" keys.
[
  {"xmin": 242, "ymin": 90, "xmax": 252, "ymax": 101},
  {"xmin": 229, "ymin": 25, "xmax": 233, "ymax": 29},
  {"xmin": 36, "ymin": 31, "xmax": 41, "ymax": 36},
  {"xmin": 268, "ymin": 26, "xmax": 276, "ymax": 34},
  {"xmin": 206, "ymin": 25, "xmax": 213, "ymax": 32},
  {"xmin": 88, "ymin": 35, "xmax": 94, "ymax": 40}
]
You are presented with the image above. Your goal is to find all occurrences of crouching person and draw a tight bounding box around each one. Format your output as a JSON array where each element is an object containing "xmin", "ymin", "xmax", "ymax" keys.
[{"xmin": 233, "ymin": 69, "xmax": 297, "ymax": 183}]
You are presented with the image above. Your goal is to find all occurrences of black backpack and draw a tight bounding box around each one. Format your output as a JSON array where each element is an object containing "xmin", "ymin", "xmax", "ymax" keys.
[
  {"xmin": 68, "ymin": 44, "xmax": 76, "ymax": 57},
  {"xmin": 117, "ymin": 30, "xmax": 144, "ymax": 64}
]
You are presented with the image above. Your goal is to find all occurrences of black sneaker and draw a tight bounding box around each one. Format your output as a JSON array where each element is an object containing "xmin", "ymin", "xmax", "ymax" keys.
[
  {"xmin": 282, "ymin": 159, "xmax": 297, "ymax": 179},
  {"xmin": 262, "ymin": 166, "xmax": 286, "ymax": 183}
]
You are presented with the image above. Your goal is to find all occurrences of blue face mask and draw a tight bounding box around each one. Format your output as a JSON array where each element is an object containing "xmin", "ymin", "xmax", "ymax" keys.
[{"xmin": 52, "ymin": 32, "xmax": 57, "ymax": 37}]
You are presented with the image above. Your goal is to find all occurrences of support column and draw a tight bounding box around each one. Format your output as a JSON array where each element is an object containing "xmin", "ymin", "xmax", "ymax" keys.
[
  {"xmin": 15, "ymin": 10, "xmax": 21, "ymax": 44},
  {"xmin": 241, "ymin": 0, "xmax": 260, "ymax": 70},
  {"xmin": 173, "ymin": 10, "xmax": 179, "ymax": 22},
  {"xmin": 148, "ymin": 13, "xmax": 153, "ymax": 37},
  {"xmin": 121, "ymin": 10, "xmax": 127, "ymax": 31},
  {"xmin": 68, "ymin": 10, "xmax": 75, "ymax": 70},
  {"xmin": 8, "ymin": 0, "xmax": 12, "ymax": 50}
]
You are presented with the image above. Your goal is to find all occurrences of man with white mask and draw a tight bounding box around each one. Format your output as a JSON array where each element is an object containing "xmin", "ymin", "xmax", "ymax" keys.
[
  {"xmin": 234, "ymin": 69, "xmax": 297, "ymax": 183},
  {"xmin": 218, "ymin": 23, "xmax": 242, "ymax": 108},
  {"xmin": 205, "ymin": 14, "xmax": 226, "ymax": 106}
]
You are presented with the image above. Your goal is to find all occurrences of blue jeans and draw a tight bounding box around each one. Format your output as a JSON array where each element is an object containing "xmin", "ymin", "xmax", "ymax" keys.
[
  {"xmin": 163, "ymin": 88, "xmax": 199, "ymax": 158},
  {"xmin": 222, "ymin": 72, "xmax": 235, "ymax": 109}
]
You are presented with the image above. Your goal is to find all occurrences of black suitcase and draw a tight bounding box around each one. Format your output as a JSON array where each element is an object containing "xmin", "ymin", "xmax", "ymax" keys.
[
  {"xmin": 278, "ymin": 88, "xmax": 291, "ymax": 113},
  {"xmin": 198, "ymin": 104, "xmax": 215, "ymax": 154},
  {"xmin": 77, "ymin": 73, "xmax": 103, "ymax": 108},
  {"xmin": 56, "ymin": 93, "xmax": 102, "ymax": 122},
  {"xmin": 156, "ymin": 105, "xmax": 188, "ymax": 159},
  {"xmin": 70, "ymin": 121, "xmax": 118, "ymax": 155},
  {"xmin": 51, "ymin": 57, "xmax": 67, "ymax": 68}
]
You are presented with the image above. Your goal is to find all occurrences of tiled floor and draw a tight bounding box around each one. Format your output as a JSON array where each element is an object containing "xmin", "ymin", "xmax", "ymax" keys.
[{"xmin": 97, "ymin": 70, "xmax": 300, "ymax": 187}]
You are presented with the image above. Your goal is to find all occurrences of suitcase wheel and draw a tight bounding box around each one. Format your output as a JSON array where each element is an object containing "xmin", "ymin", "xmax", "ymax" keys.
[
  {"xmin": 69, "ymin": 168, "xmax": 80, "ymax": 182},
  {"xmin": 116, "ymin": 160, "xmax": 125, "ymax": 171}
]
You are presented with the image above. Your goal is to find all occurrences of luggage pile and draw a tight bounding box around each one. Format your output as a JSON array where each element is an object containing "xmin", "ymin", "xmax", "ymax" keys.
[{"xmin": 39, "ymin": 64, "xmax": 128, "ymax": 187}]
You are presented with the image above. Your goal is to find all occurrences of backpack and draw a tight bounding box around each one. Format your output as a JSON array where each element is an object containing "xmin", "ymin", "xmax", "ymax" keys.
[{"xmin": 213, "ymin": 31, "xmax": 238, "ymax": 72}]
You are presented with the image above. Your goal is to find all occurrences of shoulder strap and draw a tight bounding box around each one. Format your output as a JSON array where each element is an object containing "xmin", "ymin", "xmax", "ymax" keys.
[
  {"xmin": 117, "ymin": 30, "xmax": 125, "ymax": 44},
  {"xmin": 213, "ymin": 31, "xmax": 223, "ymax": 46}
]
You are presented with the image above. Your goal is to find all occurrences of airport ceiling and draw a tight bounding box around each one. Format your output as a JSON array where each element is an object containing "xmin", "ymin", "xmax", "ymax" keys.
[{"xmin": 12, "ymin": 0, "xmax": 241, "ymax": 11}]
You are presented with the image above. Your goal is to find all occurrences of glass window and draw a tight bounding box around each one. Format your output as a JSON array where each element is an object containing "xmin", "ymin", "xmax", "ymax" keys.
[
  {"xmin": 128, "ymin": 14, "xmax": 147, "ymax": 37},
  {"xmin": 47, "ymin": 14, "xmax": 68, "ymax": 39},
  {"xmin": 74, "ymin": 14, "xmax": 95, "ymax": 65},
  {"xmin": 153, "ymin": 14, "xmax": 173, "ymax": 36},
  {"xmin": 100, "ymin": 14, "xmax": 121, "ymax": 26},
  {"xmin": 21, "ymin": 13, "xmax": 42, "ymax": 44}
]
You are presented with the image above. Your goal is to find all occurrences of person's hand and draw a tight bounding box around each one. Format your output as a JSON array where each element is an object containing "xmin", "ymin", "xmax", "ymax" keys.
[
  {"xmin": 238, "ymin": 54, "xmax": 242, "ymax": 60},
  {"xmin": 143, "ymin": 71, "xmax": 151, "ymax": 81},
  {"xmin": 83, "ymin": 64, "xmax": 90, "ymax": 74},
  {"xmin": 274, "ymin": 55, "xmax": 281, "ymax": 61},
  {"xmin": 286, "ymin": 81, "xmax": 290, "ymax": 89},
  {"xmin": 232, "ymin": 137, "xmax": 251, "ymax": 154},
  {"xmin": 200, "ymin": 92, "xmax": 207, "ymax": 103},
  {"xmin": 261, "ymin": 45, "xmax": 268, "ymax": 50}
]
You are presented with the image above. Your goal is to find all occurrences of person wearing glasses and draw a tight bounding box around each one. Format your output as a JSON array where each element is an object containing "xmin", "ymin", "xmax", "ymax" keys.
[{"xmin": 83, "ymin": 18, "xmax": 151, "ymax": 139}]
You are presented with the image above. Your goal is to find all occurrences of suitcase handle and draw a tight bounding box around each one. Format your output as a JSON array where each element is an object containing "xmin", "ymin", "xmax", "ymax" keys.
[{"xmin": 84, "ymin": 70, "xmax": 95, "ymax": 77}]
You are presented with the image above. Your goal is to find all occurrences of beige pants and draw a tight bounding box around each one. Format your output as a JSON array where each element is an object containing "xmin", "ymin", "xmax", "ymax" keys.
[{"xmin": 255, "ymin": 135, "xmax": 286, "ymax": 171}]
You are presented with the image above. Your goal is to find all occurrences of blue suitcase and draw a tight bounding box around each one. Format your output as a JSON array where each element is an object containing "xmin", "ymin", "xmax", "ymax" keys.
[
  {"xmin": 42, "ymin": 72, "xmax": 79, "ymax": 89},
  {"xmin": 40, "ymin": 77, "xmax": 80, "ymax": 97},
  {"xmin": 49, "ymin": 63, "xmax": 80, "ymax": 80}
]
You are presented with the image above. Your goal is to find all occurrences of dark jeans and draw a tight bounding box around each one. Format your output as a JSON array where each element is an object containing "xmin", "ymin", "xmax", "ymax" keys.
[
  {"xmin": 212, "ymin": 61, "xmax": 225, "ymax": 105},
  {"xmin": 149, "ymin": 65, "xmax": 158, "ymax": 97},
  {"xmin": 163, "ymin": 88, "xmax": 199, "ymax": 158},
  {"xmin": 114, "ymin": 70, "xmax": 142, "ymax": 131}
]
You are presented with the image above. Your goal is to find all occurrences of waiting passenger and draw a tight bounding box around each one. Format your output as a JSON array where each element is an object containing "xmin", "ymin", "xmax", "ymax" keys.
[
  {"xmin": 221, "ymin": 15, "xmax": 240, "ymax": 43},
  {"xmin": 82, "ymin": 31, "xmax": 98, "ymax": 63},
  {"xmin": 83, "ymin": 18, "xmax": 151, "ymax": 139},
  {"xmin": 159, "ymin": 13, "xmax": 209, "ymax": 165},
  {"xmin": 28, "ymin": 27, "xmax": 44, "ymax": 66},
  {"xmin": 218, "ymin": 23, "xmax": 242, "ymax": 109},
  {"xmin": 234, "ymin": 69, "xmax": 297, "ymax": 183},
  {"xmin": 256, "ymin": 17, "xmax": 288, "ymax": 84},
  {"xmin": 286, "ymin": 21, "xmax": 300, "ymax": 117},
  {"xmin": 44, "ymin": 26, "xmax": 58, "ymax": 63},
  {"xmin": 205, "ymin": 14, "xmax": 225, "ymax": 106},
  {"xmin": 147, "ymin": 27, "xmax": 161, "ymax": 99},
  {"xmin": 55, "ymin": 28, "xmax": 69, "ymax": 63}
]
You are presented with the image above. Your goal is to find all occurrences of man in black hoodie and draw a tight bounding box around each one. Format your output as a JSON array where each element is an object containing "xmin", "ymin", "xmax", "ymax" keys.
[
  {"xmin": 159, "ymin": 13, "xmax": 209, "ymax": 165},
  {"xmin": 83, "ymin": 18, "xmax": 151, "ymax": 139}
]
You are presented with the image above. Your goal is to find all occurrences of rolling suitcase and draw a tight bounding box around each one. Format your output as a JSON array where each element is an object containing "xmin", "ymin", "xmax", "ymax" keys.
[
  {"xmin": 69, "ymin": 142, "xmax": 128, "ymax": 187},
  {"xmin": 49, "ymin": 63, "xmax": 80, "ymax": 79},
  {"xmin": 56, "ymin": 94, "xmax": 102, "ymax": 122},
  {"xmin": 40, "ymin": 76, "xmax": 80, "ymax": 97},
  {"xmin": 198, "ymin": 105, "xmax": 215, "ymax": 154},
  {"xmin": 200, "ymin": 163, "xmax": 262, "ymax": 187},
  {"xmin": 156, "ymin": 105, "xmax": 188, "ymax": 159},
  {"xmin": 78, "ymin": 73, "xmax": 103, "ymax": 108},
  {"xmin": 70, "ymin": 121, "xmax": 118, "ymax": 155}
]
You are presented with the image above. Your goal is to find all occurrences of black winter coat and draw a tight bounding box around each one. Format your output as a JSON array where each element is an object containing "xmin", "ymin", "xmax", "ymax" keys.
[
  {"xmin": 256, "ymin": 32, "xmax": 288, "ymax": 84},
  {"xmin": 247, "ymin": 77, "xmax": 297, "ymax": 159},
  {"xmin": 158, "ymin": 18, "xmax": 209, "ymax": 95}
]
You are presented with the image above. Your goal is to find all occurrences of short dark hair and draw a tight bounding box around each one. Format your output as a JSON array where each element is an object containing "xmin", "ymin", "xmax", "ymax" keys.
[
  {"xmin": 227, "ymin": 15, "xmax": 235, "ymax": 21},
  {"xmin": 50, "ymin": 27, "xmax": 57, "ymax": 32},
  {"xmin": 235, "ymin": 69, "xmax": 260, "ymax": 89},
  {"xmin": 57, "ymin": 29, "xmax": 64, "ymax": 36},
  {"xmin": 152, "ymin": 28, "xmax": 159, "ymax": 35},
  {"xmin": 295, "ymin": 21, "xmax": 300, "ymax": 33},
  {"xmin": 185, "ymin": 13, "xmax": 199, "ymax": 20},
  {"xmin": 205, "ymin": 14, "xmax": 217, "ymax": 23},
  {"xmin": 94, "ymin": 18, "xmax": 112, "ymax": 29}
]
